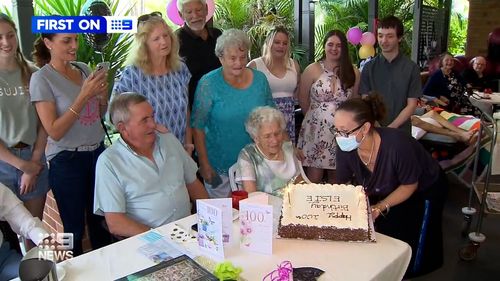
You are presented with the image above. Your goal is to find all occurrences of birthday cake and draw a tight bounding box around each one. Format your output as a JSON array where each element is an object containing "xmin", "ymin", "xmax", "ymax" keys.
[{"xmin": 278, "ymin": 183, "xmax": 375, "ymax": 242}]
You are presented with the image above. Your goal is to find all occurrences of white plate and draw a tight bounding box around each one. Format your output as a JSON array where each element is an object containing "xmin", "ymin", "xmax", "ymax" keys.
[{"xmin": 57, "ymin": 264, "xmax": 66, "ymax": 280}]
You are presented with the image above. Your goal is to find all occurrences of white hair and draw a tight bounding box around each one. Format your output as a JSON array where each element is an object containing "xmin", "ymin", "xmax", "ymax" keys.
[
  {"xmin": 214, "ymin": 29, "xmax": 251, "ymax": 58},
  {"xmin": 245, "ymin": 106, "xmax": 286, "ymax": 139},
  {"xmin": 109, "ymin": 92, "xmax": 147, "ymax": 125},
  {"xmin": 177, "ymin": 0, "xmax": 207, "ymax": 13}
]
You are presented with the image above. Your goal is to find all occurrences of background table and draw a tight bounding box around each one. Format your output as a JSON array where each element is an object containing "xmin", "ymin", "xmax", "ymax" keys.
[
  {"xmin": 469, "ymin": 92, "xmax": 500, "ymax": 115},
  {"xmin": 42, "ymin": 207, "xmax": 411, "ymax": 281}
]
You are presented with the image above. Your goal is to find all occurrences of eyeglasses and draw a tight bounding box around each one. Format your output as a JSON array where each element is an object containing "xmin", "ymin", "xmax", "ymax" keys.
[
  {"xmin": 330, "ymin": 123, "xmax": 364, "ymax": 137},
  {"xmin": 137, "ymin": 12, "xmax": 162, "ymax": 27}
]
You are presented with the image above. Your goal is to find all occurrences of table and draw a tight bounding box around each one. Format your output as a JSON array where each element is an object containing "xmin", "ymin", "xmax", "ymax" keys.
[
  {"xmin": 38, "ymin": 210, "xmax": 411, "ymax": 281},
  {"xmin": 469, "ymin": 92, "xmax": 500, "ymax": 115}
]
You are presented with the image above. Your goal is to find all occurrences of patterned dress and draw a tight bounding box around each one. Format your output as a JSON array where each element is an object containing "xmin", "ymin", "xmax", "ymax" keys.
[
  {"xmin": 253, "ymin": 58, "xmax": 298, "ymax": 143},
  {"xmin": 113, "ymin": 63, "xmax": 191, "ymax": 142},
  {"xmin": 298, "ymin": 61, "xmax": 353, "ymax": 169}
]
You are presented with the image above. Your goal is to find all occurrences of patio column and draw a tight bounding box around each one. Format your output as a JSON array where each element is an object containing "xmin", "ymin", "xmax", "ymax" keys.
[{"xmin": 12, "ymin": 0, "xmax": 36, "ymax": 60}]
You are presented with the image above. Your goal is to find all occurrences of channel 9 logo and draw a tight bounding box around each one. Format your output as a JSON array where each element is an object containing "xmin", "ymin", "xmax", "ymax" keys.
[
  {"xmin": 38, "ymin": 233, "xmax": 74, "ymax": 260},
  {"xmin": 32, "ymin": 16, "xmax": 137, "ymax": 33}
]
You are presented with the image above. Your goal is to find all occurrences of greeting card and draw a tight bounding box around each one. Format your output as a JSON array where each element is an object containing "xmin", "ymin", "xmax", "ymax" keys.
[
  {"xmin": 239, "ymin": 193, "xmax": 273, "ymax": 255},
  {"xmin": 196, "ymin": 198, "xmax": 232, "ymax": 259}
]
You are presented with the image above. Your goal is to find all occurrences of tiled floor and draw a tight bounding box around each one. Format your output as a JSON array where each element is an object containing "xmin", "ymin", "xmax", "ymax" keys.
[{"xmin": 414, "ymin": 175, "xmax": 500, "ymax": 281}]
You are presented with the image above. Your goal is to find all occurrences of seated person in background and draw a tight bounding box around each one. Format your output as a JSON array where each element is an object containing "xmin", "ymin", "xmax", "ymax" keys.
[
  {"xmin": 94, "ymin": 93, "xmax": 208, "ymax": 238},
  {"xmin": 1, "ymin": 183, "xmax": 49, "ymax": 280},
  {"xmin": 462, "ymin": 56, "xmax": 496, "ymax": 92},
  {"xmin": 423, "ymin": 52, "xmax": 478, "ymax": 116},
  {"xmin": 236, "ymin": 106, "xmax": 308, "ymax": 197}
]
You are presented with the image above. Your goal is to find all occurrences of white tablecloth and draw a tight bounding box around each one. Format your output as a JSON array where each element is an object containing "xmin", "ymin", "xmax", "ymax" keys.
[{"xmin": 31, "ymin": 212, "xmax": 411, "ymax": 281}]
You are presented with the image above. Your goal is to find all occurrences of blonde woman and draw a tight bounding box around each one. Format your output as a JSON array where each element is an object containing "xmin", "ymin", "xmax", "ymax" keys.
[
  {"xmin": 0, "ymin": 14, "xmax": 48, "ymax": 252},
  {"xmin": 113, "ymin": 12, "xmax": 193, "ymax": 153},
  {"xmin": 248, "ymin": 27, "xmax": 300, "ymax": 143}
]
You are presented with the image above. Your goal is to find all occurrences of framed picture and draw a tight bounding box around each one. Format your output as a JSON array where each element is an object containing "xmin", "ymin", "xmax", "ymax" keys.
[{"xmin": 115, "ymin": 255, "xmax": 217, "ymax": 281}]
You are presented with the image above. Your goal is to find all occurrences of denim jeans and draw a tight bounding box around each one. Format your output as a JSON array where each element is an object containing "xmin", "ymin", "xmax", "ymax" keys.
[
  {"xmin": 0, "ymin": 241, "xmax": 22, "ymax": 280},
  {"xmin": 48, "ymin": 144, "xmax": 111, "ymax": 256}
]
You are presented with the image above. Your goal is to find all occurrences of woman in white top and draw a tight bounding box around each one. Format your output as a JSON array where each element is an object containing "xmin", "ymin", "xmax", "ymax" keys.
[
  {"xmin": 248, "ymin": 27, "xmax": 300, "ymax": 143},
  {"xmin": 236, "ymin": 106, "xmax": 308, "ymax": 197}
]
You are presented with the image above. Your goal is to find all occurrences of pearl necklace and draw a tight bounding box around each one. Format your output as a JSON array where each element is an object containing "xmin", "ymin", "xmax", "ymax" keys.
[
  {"xmin": 359, "ymin": 137, "xmax": 375, "ymax": 166},
  {"xmin": 256, "ymin": 144, "xmax": 281, "ymax": 161}
]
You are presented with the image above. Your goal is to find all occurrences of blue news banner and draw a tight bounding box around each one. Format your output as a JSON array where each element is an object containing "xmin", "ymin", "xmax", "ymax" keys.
[{"xmin": 32, "ymin": 16, "xmax": 137, "ymax": 33}]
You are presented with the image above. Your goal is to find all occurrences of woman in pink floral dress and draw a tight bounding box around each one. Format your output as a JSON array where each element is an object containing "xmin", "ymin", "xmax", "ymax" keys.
[{"xmin": 297, "ymin": 30, "xmax": 360, "ymax": 183}]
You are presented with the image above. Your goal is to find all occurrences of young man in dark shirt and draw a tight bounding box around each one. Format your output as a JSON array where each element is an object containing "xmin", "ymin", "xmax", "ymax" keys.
[
  {"xmin": 360, "ymin": 15, "xmax": 421, "ymax": 134},
  {"xmin": 175, "ymin": 0, "xmax": 222, "ymax": 109}
]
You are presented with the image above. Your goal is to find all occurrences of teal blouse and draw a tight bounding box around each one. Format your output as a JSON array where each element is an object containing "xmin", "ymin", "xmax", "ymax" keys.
[{"xmin": 191, "ymin": 67, "xmax": 274, "ymax": 174}]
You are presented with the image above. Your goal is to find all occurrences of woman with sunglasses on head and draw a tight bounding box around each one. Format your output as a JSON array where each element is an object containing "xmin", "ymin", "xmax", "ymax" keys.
[
  {"xmin": 30, "ymin": 30, "xmax": 111, "ymax": 256},
  {"xmin": 248, "ymin": 27, "xmax": 300, "ymax": 143},
  {"xmin": 334, "ymin": 94, "xmax": 447, "ymax": 278},
  {"xmin": 113, "ymin": 12, "xmax": 193, "ymax": 154},
  {"xmin": 0, "ymin": 14, "xmax": 49, "ymax": 252},
  {"xmin": 297, "ymin": 30, "xmax": 360, "ymax": 184}
]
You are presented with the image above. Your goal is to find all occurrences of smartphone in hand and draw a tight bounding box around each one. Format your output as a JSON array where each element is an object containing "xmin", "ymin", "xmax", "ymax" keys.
[{"xmin": 95, "ymin": 62, "xmax": 110, "ymax": 75}]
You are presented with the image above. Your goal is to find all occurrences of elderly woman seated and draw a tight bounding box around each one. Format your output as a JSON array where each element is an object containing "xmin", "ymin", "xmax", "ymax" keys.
[{"xmin": 235, "ymin": 106, "xmax": 308, "ymax": 197}]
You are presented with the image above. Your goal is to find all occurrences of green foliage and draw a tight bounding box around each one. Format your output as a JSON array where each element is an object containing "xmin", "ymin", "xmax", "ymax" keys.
[
  {"xmin": 33, "ymin": 0, "xmax": 134, "ymax": 92},
  {"xmin": 448, "ymin": 12, "xmax": 467, "ymax": 55},
  {"xmin": 0, "ymin": 5, "xmax": 11, "ymax": 16},
  {"xmin": 316, "ymin": 0, "xmax": 415, "ymax": 64}
]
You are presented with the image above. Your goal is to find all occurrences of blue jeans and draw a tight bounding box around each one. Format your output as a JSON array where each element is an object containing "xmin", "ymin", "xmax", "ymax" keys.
[
  {"xmin": 0, "ymin": 241, "xmax": 22, "ymax": 281},
  {"xmin": 0, "ymin": 146, "xmax": 49, "ymax": 201},
  {"xmin": 48, "ymin": 144, "xmax": 111, "ymax": 256}
]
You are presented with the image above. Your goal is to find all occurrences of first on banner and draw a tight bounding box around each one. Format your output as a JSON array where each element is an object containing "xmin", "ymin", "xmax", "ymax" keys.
[{"xmin": 32, "ymin": 16, "xmax": 138, "ymax": 34}]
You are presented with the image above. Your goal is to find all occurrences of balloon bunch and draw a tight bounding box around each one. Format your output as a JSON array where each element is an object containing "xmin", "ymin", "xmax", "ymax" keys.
[
  {"xmin": 80, "ymin": 0, "xmax": 112, "ymax": 52},
  {"xmin": 166, "ymin": 0, "xmax": 215, "ymax": 26},
  {"xmin": 347, "ymin": 27, "xmax": 376, "ymax": 59}
]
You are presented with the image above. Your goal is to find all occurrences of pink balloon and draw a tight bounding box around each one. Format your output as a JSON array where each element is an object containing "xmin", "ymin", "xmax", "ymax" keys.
[
  {"xmin": 347, "ymin": 27, "xmax": 363, "ymax": 45},
  {"xmin": 167, "ymin": 0, "xmax": 184, "ymax": 26},
  {"xmin": 206, "ymin": 0, "xmax": 215, "ymax": 21},
  {"xmin": 360, "ymin": 32, "xmax": 376, "ymax": 46}
]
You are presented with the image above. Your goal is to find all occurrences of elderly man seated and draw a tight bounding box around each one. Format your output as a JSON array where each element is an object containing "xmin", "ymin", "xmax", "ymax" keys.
[{"xmin": 94, "ymin": 93, "xmax": 208, "ymax": 238}]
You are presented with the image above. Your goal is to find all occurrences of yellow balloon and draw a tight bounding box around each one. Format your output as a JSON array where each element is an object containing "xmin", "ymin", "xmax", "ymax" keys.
[{"xmin": 359, "ymin": 45, "xmax": 375, "ymax": 59}]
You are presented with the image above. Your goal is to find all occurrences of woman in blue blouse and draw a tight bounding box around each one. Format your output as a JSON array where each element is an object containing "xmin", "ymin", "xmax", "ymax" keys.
[
  {"xmin": 191, "ymin": 29, "xmax": 274, "ymax": 198},
  {"xmin": 113, "ymin": 12, "xmax": 193, "ymax": 153}
]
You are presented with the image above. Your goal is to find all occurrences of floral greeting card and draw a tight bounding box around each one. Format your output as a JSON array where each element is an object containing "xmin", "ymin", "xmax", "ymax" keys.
[
  {"xmin": 239, "ymin": 193, "xmax": 273, "ymax": 255},
  {"xmin": 196, "ymin": 198, "xmax": 232, "ymax": 259}
]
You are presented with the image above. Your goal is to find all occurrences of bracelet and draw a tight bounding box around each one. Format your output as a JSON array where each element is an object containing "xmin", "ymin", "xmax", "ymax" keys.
[
  {"xmin": 68, "ymin": 106, "xmax": 80, "ymax": 118},
  {"xmin": 380, "ymin": 201, "xmax": 390, "ymax": 215},
  {"xmin": 371, "ymin": 207, "xmax": 385, "ymax": 218}
]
